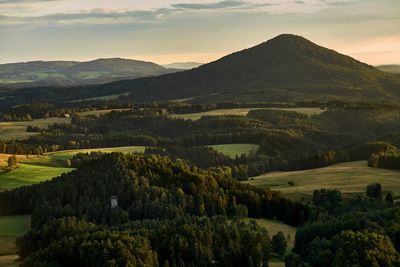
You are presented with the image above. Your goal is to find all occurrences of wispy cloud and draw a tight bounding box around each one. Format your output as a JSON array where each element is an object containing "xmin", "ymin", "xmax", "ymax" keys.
[
  {"xmin": 171, "ymin": 0, "xmax": 274, "ymax": 10},
  {"xmin": 0, "ymin": 0, "xmax": 58, "ymax": 3}
]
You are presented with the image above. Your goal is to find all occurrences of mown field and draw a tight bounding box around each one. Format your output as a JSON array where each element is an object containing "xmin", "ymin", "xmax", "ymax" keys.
[
  {"xmin": 246, "ymin": 161, "xmax": 400, "ymax": 200},
  {"xmin": 0, "ymin": 215, "xmax": 31, "ymax": 267},
  {"xmin": 209, "ymin": 144, "xmax": 258, "ymax": 158},
  {"xmin": 0, "ymin": 163, "xmax": 72, "ymax": 192},
  {"xmin": 171, "ymin": 107, "xmax": 324, "ymax": 121},
  {"xmin": 0, "ymin": 215, "xmax": 31, "ymax": 256},
  {"xmin": 78, "ymin": 108, "xmax": 132, "ymax": 116},
  {"xmin": 46, "ymin": 146, "xmax": 146, "ymax": 163},
  {"xmin": 0, "ymin": 117, "xmax": 70, "ymax": 140}
]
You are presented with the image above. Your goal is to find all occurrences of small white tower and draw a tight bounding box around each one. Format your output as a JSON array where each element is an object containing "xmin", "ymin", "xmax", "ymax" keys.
[{"xmin": 110, "ymin": 196, "xmax": 118, "ymax": 208}]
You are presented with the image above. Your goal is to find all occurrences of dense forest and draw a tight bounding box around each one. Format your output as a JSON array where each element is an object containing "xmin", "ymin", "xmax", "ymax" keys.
[{"xmin": 0, "ymin": 153, "xmax": 313, "ymax": 266}]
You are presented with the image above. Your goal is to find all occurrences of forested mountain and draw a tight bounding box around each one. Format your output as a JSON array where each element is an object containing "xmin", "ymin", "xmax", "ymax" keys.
[
  {"xmin": 0, "ymin": 58, "xmax": 178, "ymax": 87},
  {"xmin": 120, "ymin": 34, "xmax": 398, "ymax": 103}
]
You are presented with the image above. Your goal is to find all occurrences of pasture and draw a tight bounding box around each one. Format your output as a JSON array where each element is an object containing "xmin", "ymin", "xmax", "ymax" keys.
[
  {"xmin": 246, "ymin": 161, "xmax": 400, "ymax": 200},
  {"xmin": 209, "ymin": 144, "xmax": 258, "ymax": 158},
  {"xmin": 171, "ymin": 107, "xmax": 324, "ymax": 121},
  {"xmin": 78, "ymin": 108, "xmax": 132, "ymax": 116},
  {"xmin": 0, "ymin": 164, "xmax": 72, "ymax": 191},
  {"xmin": 0, "ymin": 117, "xmax": 70, "ymax": 140},
  {"xmin": 0, "ymin": 215, "xmax": 31, "ymax": 256},
  {"xmin": 46, "ymin": 146, "xmax": 146, "ymax": 163},
  {"xmin": 242, "ymin": 218, "xmax": 296, "ymax": 267}
]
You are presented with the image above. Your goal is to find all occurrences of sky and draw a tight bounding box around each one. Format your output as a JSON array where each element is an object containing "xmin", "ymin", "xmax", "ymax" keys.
[{"xmin": 0, "ymin": 0, "xmax": 399, "ymax": 65}]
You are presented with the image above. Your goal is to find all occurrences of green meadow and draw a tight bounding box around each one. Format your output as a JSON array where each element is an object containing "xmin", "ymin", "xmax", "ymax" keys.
[
  {"xmin": 0, "ymin": 164, "xmax": 71, "ymax": 191},
  {"xmin": 0, "ymin": 117, "xmax": 71, "ymax": 140},
  {"xmin": 246, "ymin": 161, "xmax": 400, "ymax": 200},
  {"xmin": 209, "ymin": 144, "xmax": 259, "ymax": 158},
  {"xmin": 171, "ymin": 107, "xmax": 323, "ymax": 121}
]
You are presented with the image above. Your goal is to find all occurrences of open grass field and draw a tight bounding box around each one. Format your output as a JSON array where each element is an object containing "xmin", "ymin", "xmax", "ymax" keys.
[
  {"xmin": 46, "ymin": 146, "xmax": 146, "ymax": 163},
  {"xmin": 209, "ymin": 144, "xmax": 258, "ymax": 158},
  {"xmin": 0, "ymin": 215, "xmax": 31, "ymax": 266},
  {"xmin": 78, "ymin": 108, "xmax": 132, "ymax": 116},
  {"xmin": 0, "ymin": 215, "xmax": 31, "ymax": 255},
  {"xmin": 241, "ymin": 218, "xmax": 297, "ymax": 267},
  {"xmin": 0, "ymin": 117, "xmax": 71, "ymax": 140},
  {"xmin": 246, "ymin": 161, "xmax": 400, "ymax": 200},
  {"xmin": 171, "ymin": 107, "xmax": 324, "ymax": 121},
  {"xmin": 242, "ymin": 218, "xmax": 297, "ymax": 245},
  {"xmin": 0, "ymin": 164, "xmax": 72, "ymax": 191}
]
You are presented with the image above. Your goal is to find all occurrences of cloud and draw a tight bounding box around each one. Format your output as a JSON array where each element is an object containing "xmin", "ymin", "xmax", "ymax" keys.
[
  {"xmin": 172, "ymin": 0, "xmax": 275, "ymax": 10},
  {"xmin": 172, "ymin": 1, "xmax": 249, "ymax": 10},
  {"xmin": 0, "ymin": 0, "xmax": 57, "ymax": 3},
  {"xmin": 0, "ymin": 1, "xmax": 278, "ymax": 26}
]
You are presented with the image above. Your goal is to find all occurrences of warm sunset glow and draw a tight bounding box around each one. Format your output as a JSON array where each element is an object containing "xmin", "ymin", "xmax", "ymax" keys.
[{"xmin": 1, "ymin": 0, "xmax": 399, "ymax": 65}]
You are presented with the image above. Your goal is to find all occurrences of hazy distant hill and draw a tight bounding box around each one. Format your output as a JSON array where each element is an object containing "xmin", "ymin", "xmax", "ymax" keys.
[
  {"xmin": 377, "ymin": 65, "xmax": 400, "ymax": 74},
  {"xmin": 163, "ymin": 62, "xmax": 203, "ymax": 69},
  {"xmin": 0, "ymin": 58, "xmax": 179, "ymax": 86}
]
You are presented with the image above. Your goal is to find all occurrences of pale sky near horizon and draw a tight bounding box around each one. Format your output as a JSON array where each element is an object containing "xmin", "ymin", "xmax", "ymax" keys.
[{"xmin": 0, "ymin": 0, "xmax": 399, "ymax": 65}]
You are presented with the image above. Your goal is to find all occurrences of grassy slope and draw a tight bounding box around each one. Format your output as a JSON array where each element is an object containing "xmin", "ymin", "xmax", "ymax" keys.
[
  {"xmin": 0, "ymin": 164, "xmax": 72, "ymax": 191},
  {"xmin": 209, "ymin": 144, "xmax": 258, "ymax": 158},
  {"xmin": 46, "ymin": 146, "xmax": 146, "ymax": 162},
  {"xmin": 243, "ymin": 218, "xmax": 296, "ymax": 267},
  {"xmin": 0, "ymin": 117, "xmax": 70, "ymax": 140},
  {"xmin": 78, "ymin": 108, "xmax": 132, "ymax": 116},
  {"xmin": 246, "ymin": 161, "xmax": 400, "ymax": 199},
  {"xmin": 0, "ymin": 215, "xmax": 31, "ymax": 255},
  {"xmin": 171, "ymin": 107, "xmax": 323, "ymax": 121},
  {"xmin": 0, "ymin": 215, "xmax": 31, "ymax": 267}
]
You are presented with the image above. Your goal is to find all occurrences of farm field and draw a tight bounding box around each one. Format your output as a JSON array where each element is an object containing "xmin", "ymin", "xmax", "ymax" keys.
[
  {"xmin": 171, "ymin": 107, "xmax": 324, "ymax": 120},
  {"xmin": 0, "ymin": 163, "xmax": 72, "ymax": 191},
  {"xmin": 0, "ymin": 215, "xmax": 31, "ymax": 257},
  {"xmin": 0, "ymin": 117, "xmax": 71, "ymax": 140},
  {"xmin": 0, "ymin": 215, "xmax": 31, "ymax": 266},
  {"xmin": 242, "ymin": 218, "xmax": 296, "ymax": 246},
  {"xmin": 209, "ymin": 144, "xmax": 258, "ymax": 158},
  {"xmin": 246, "ymin": 161, "xmax": 400, "ymax": 200},
  {"xmin": 78, "ymin": 108, "xmax": 132, "ymax": 116},
  {"xmin": 46, "ymin": 146, "xmax": 146, "ymax": 163},
  {"xmin": 242, "ymin": 218, "xmax": 296, "ymax": 267}
]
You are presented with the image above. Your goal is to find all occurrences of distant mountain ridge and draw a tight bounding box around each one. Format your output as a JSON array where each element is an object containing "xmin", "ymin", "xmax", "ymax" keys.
[
  {"xmin": 377, "ymin": 65, "xmax": 400, "ymax": 74},
  {"xmin": 163, "ymin": 62, "xmax": 203, "ymax": 69},
  {"xmin": 0, "ymin": 58, "xmax": 180, "ymax": 86}
]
